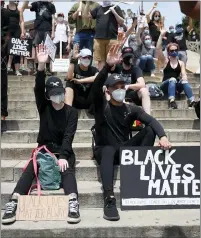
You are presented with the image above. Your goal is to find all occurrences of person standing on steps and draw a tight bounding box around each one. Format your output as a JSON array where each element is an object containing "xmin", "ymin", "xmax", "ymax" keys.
[
  {"xmin": 91, "ymin": 43, "xmax": 171, "ymax": 221},
  {"xmin": 7, "ymin": 0, "xmax": 25, "ymax": 76},
  {"xmin": 2, "ymin": 44, "xmax": 81, "ymax": 225},
  {"xmin": 23, "ymin": 1, "xmax": 56, "ymax": 76}
]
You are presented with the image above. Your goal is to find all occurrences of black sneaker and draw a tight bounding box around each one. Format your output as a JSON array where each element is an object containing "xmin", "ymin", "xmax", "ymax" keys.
[
  {"xmin": 168, "ymin": 100, "xmax": 178, "ymax": 109},
  {"xmin": 1, "ymin": 120, "xmax": 7, "ymax": 133},
  {"xmin": 46, "ymin": 70, "xmax": 52, "ymax": 76},
  {"xmin": 103, "ymin": 196, "xmax": 120, "ymax": 221},
  {"xmin": 67, "ymin": 197, "xmax": 81, "ymax": 224},
  {"xmin": 2, "ymin": 199, "xmax": 18, "ymax": 224},
  {"xmin": 189, "ymin": 100, "xmax": 196, "ymax": 108}
]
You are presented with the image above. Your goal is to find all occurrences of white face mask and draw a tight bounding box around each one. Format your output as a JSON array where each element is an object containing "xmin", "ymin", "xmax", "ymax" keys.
[
  {"xmin": 102, "ymin": 0, "xmax": 112, "ymax": 7},
  {"xmin": 111, "ymin": 89, "xmax": 126, "ymax": 102},
  {"xmin": 58, "ymin": 17, "xmax": 64, "ymax": 22},
  {"xmin": 80, "ymin": 58, "xmax": 91, "ymax": 67},
  {"xmin": 50, "ymin": 93, "xmax": 64, "ymax": 104}
]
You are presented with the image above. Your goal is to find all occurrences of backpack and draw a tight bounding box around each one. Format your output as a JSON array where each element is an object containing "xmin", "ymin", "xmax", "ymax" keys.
[
  {"xmin": 23, "ymin": 145, "xmax": 61, "ymax": 195},
  {"xmin": 146, "ymin": 82, "xmax": 164, "ymax": 99},
  {"xmin": 195, "ymin": 100, "xmax": 200, "ymax": 119}
]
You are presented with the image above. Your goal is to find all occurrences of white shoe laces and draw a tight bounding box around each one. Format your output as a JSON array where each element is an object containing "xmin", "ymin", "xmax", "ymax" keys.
[
  {"xmin": 5, "ymin": 201, "xmax": 17, "ymax": 214},
  {"xmin": 69, "ymin": 199, "xmax": 79, "ymax": 213}
]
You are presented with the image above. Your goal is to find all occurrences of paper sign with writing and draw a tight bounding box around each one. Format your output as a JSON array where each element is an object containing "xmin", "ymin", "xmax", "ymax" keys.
[
  {"xmin": 120, "ymin": 147, "xmax": 200, "ymax": 210},
  {"xmin": 44, "ymin": 34, "xmax": 57, "ymax": 62},
  {"xmin": 16, "ymin": 196, "xmax": 68, "ymax": 221},
  {"xmin": 8, "ymin": 38, "xmax": 32, "ymax": 57},
  {"xmin": 52, "ymin": 59, "xmax": 70, "ymax": 72}
]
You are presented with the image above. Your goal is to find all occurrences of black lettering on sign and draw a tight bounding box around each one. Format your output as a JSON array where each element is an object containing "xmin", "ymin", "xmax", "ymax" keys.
[
  {"xmin": 120, "ymin": 147, "xmax": 200, "ymax": 210},
  {"xmin": 8, "ymin": 38, "xmax": 32, "ymax": 57}
]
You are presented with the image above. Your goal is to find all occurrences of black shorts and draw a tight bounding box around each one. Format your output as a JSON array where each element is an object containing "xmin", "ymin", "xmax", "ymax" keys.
[
  {"xmin": 33, "ymin": 31, "xmax": 51, "ymax": 47},
  {"xmin": 125, "ymin": 90, "xmax": 142, "ymax": 106},
  {"xmin": 55, "ymin": 42, "xmax": 68, "ymax": 55},
  {"xmin": 66, "ymin": 80, "xmax": 92, "ymax": 109}
]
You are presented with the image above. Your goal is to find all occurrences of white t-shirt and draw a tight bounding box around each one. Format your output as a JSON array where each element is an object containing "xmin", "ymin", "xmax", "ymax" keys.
[{"xmin": 53, "ymin": 23, "xmax": 70, "ymax": 43}]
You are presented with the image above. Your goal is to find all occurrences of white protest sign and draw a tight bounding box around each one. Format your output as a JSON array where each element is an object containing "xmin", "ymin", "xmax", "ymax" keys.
[
  {"xmin": 52, "ymin": 59, "xmax": 70, "ymax": 72},
  {"xmin": 44, "ymin": 34, "xmax": 57, "ymax": 62},
  {"xmin": 16, "ymin": 196, "xmax": 68, "ymax": 221}
]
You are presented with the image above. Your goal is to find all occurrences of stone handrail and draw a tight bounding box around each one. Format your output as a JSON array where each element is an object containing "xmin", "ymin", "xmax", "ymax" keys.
[{"xmin": 186, "ymin": 41, "xmax": 200, "ymax": 54}]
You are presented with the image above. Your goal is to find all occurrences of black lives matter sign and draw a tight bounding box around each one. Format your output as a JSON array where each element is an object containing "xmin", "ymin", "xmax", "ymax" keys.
[
  {"xmin": 8, "ymin": 38, "xmax": 32, "ymax": 57},
  {"xmin": 120, "ymin": 147, "xmax": 200, "ymax": 210}
]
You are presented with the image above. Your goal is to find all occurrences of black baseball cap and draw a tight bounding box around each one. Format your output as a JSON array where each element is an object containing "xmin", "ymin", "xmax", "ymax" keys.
[
  {"xmin": 45, "ymin": 76, "xmax": 65, "ymax": 97},
  {"xmin": 122, "ymin": 47, "xmax": 134, "ymax": 58},
  {"xmin": 105, "ymin": 74, "xmax": 125, "ymax": 87}
]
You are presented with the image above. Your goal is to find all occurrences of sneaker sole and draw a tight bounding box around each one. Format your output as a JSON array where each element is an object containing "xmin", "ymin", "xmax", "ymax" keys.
[
  {"xmin": 67, "ymin": 217, "xmax": 81, "ymax": 224},
  {"xmin": 103, "ymin": 214, "xmax": 120, "ymax": 221},
  {"xmin": 2, "ymin": 216, "xmax": 16, "ymax": 224}
]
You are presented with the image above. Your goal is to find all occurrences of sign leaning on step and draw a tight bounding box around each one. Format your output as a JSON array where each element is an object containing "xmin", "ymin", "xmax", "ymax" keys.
[
  {"xmin": 8, "ymin": 38, "xmax": 32, "ymax": 57},
  {"xmin": 120, "ymin": 147, "xmax": 200, "ymax": 210},
  {"xmin": 44, "ymin": 34, "xmax": 57, "ymax": 62}
]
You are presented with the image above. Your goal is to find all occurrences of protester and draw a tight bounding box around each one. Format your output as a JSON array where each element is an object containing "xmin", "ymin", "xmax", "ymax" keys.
[
  {"xmin": 91, "ymin": 43, "xmax": 171, "ymax": 221},
  {"xmin": 23, "ymin": 1, "xmax": 56, "ymax": 75},
  {"xmin": 7, "ymin": 1, "xmax": 25, "ymax": 76},
  {"xmin": 65, "ymin": 46, "xmax": 99, "ymax": 109},
  {"xmin": 68, "ymin": 1, "xmax": 99, "ymax": 52},
  {"xmin": 146, "ymin": 2, "xmax": 163, "ymax": 45},
  {"xmin": 2, "ymin": 44, "xmax": 81, "ymax": 225},
  {"xmin": 111, "ymin": 47, "xmax": 151, "ymax": 115},
  {"xmin": 89, "ymin": 0, "xmax": 124, "ymax": 70},
  {"xmin": 1, "ymin": 0, "xmax": 9, "ymax": 133},
  {"xmin": 157, "ymin": 37, "xmax": 196, "ymax": 109},
  {"xmin": 53, "ymin": 13, "xmax": 71, "ymax": 58},
  {"xmin": 168, "ymin": 19, "xmax": 193, "ymax": 65}
]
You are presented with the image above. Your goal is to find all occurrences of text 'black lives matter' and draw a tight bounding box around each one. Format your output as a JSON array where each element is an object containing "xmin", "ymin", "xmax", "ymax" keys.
[
  {"xmin": 8, "ymin": 38, "xmax": 32, "ymax": 57},
  {"xmin": 120, "ymin": 146, "xmax": 200, "ymax": 210}
]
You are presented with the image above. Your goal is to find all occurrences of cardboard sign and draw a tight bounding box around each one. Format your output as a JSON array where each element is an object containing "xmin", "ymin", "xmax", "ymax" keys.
[
  {"xmin": 16, "ymin": 196, "xmax": 68, "ymax": 221},
  {"xmin": 52, "ymin": 59, "xmax": 70, "ymax": 72},
  {"xmin": 120, "ymin": 147, "xmax": 200, "ymax": 210},
  {"xmin": 8, "ymin": 38, "xmax": 32, "ymax": 57},
  {"xmin": 44, "ymin": 34, "xmax": 57, "ymax": 62}
]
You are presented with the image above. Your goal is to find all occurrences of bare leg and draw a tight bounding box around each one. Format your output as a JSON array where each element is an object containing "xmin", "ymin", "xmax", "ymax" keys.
[
  {"xmin": 65, "ymin": 87, "xmax": 74, "ymax": 106},
  {"xmin": 137, "ymin": 88, "xmax": 151, "ymax": 115},
  {"xmin": 7, "ymin": 55, "xmax": 13, "ymax": 69}
]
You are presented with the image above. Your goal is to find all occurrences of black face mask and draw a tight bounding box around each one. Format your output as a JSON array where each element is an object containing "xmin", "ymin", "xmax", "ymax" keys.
[{"xmin": 123, "ymin": 57, "xmax": 133, "ymax": 66}]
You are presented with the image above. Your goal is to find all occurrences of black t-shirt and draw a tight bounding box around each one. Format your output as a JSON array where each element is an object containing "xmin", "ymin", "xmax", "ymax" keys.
[
  {"xmin": 30, "ymin": 1, "xmax": 56, "ymax": 31},
  {"xmin": 170, "ymin": 29, "xmax": 188, "ymax": 51},
  {"xmin": 90, "ymin": 5, "xmax": 124, "ymax": 39},
  {"xmin": 73, "ymin": 64, "xmax": 99, "ymax": 93},
  {"xmin": 148, "ymin": 20, "xmax": 160, "ymax": 43},
  {"xmin": 1, "ymin": 8, "xmax": 9, "ymax": 45}
]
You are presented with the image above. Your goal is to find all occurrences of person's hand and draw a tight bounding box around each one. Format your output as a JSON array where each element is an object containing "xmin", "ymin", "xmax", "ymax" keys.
[
  {"xmin": 109, "ymin": 6, "xmax": 116, "ymax": 15},
  {"xmin": 36, "ymin": 44, "xmax": 49, "ymax": 64},
  {"xmin": 51, "ymin": 32, "xmax": 55, "ymax": 40},
  {"xmin": 72, "ymin": 43, "xmax": 80, "ymax": 59},
  {"xmin": 158, "ymin": 136, "xmax": 171, "ymax": 150},
  {"xmin": 20, "ymin": 32, "xmax": 25, "ymax": 39},
  {"xmin": 71, "ymin": 78, "xmax": 81, "ymax": 84},
  {"xmin": 58, "ymin": 159, "xmax": 69, "ymax": 172},
  {"xmin": 125, "ymin": 85, "xmax": 130, "ymax": 90},
  {"xmin": 153, "ymin": 2, "xmax": 158, "ymax": 8}
]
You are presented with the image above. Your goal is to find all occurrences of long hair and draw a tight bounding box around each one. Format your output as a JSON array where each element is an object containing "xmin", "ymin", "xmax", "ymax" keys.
[{"xmin": 151, "ymin": 10, "xmax": 164, "ymax": 30}]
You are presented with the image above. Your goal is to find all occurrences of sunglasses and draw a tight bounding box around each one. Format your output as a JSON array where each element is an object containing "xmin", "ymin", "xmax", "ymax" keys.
[
  {"xmin": 155, "ymin": 15, "xmax": 160, "ymax": 17},
  {"xmin": 81, "ymin": 56, "xmax": 91, "ymax": 59},
  {"xmin": 169, "ymin": 49, "xmax": 178, "ymax": 53}
]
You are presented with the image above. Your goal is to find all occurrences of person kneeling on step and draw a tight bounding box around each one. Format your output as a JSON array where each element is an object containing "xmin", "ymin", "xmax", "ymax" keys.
[
  {"xmin": 91, "ymin": 43, "xmax": 171, "ymax": 221},
  {"xmin": 65, "ymin": 46, "xmax": 99, "ymax": 110},
  {"xmin": 2, "ymin": 44, "xmax": 81, "ymax": 225},
  {"xmin": 111, "ymin": 47, "xmax": 151, "ymax": 115}
]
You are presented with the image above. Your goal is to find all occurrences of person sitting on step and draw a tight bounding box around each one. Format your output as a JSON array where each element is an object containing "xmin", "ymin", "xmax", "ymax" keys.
[
  {"xmin": 2, "ymin": 44, "xmax": 81, "ymax": 225},
  {"xmin": 91, "ymin": 42, "xmax": 171, "ymax": 222},
  {"xmin": 110, "ymin": 46, "xmax": 151, "ymax": 115},
  {"xmin": 157, "ymin": 35, "xmax": 196, "ymax": 109},
  {"xmin": 65, "ymin": 46, "xmax": 99, "ymax": 110}
]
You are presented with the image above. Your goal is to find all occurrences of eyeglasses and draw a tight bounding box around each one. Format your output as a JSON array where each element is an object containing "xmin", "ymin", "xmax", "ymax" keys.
[
  {"xmin": 81, "ymin": 56, "xmax": 91, "ymax": 59},
  {"xmin": 169, "ymin": 49, "xmax": 178, "ymax": 53}
]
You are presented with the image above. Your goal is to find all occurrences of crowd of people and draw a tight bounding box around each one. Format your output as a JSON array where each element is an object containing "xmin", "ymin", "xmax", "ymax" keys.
[{"xmin": 1, "ymin": 0, "xmax": 200, "ymax": 225}]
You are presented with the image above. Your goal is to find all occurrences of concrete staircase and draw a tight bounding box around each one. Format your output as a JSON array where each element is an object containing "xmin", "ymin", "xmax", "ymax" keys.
[{"xmin": 1, "ymin": 74, "xmax": 200, "ymax": 238}]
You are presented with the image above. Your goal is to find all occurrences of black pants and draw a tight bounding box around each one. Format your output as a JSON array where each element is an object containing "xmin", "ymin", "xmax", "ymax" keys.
[
  {"xmin": 13, "ymin": 153, "xmax": 78, "ymax": 196},
  {"xmin": 94, "ymin": 126, "xmax": 156, "ymax": 197},
  {"xmin": 1, "ymin": 49, "xmax": 8, "ymax": 117}
]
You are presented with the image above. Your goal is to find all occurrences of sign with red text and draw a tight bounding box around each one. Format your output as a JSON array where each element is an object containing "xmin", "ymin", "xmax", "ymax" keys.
[{"xmin": 120, "ymin": 147, "xmax": 200, "ymax": 210}]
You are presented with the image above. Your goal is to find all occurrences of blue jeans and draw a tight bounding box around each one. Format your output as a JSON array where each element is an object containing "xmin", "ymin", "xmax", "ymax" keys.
[
  {"xmin": 73, "ymin": 31, "xmax": 95, "ymax": 52},
  {"xmin": 139, "ymin": 55, "xmax": 155, "ymax": 72},
  {"xmin": 160, "ymin": 78, "xmax": 194, "ymax": 101}
]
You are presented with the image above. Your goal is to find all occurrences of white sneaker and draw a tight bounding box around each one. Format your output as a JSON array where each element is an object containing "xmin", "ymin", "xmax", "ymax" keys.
[
  {"xmin": 151, "ymin": 73, "xmax": 156, "ymax": 77},
  {"xmin": 16, "ymin": 71, "xmax": 22, "ymax": 76}
]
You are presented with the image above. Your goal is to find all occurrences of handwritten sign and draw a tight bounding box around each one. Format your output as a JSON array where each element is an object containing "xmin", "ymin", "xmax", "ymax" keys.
[
  {"xmin": 120, "ymin": 147, "xmax": 200, "ymax": 210},
  {"xmin": 16, "ymin": 196, "xmax": 68, "ymax": 221},
  {"xmin": 8, "ymin": 38, "xmax": 32, "ymax": 57},
  {"xmin": 52, "ymin": 59, "xmax": 70, "ymax": 72},
  {"xmin": 44, "ymin": 34, "xmax": 57, "ymax": 62}
]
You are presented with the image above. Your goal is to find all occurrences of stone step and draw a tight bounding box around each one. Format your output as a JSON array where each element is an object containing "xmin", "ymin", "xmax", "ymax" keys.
[
  {"xmin": 2, "ymin": 142, "xmax": 199, "ymax": 161},
  {"xmin": 1, "ymin": 208, "xmax": 199, "ymax": 238},
  {"xmin": 7, "ymin": 99, "xmax": 199, "ymax": 110},
  {"xmin": 1, "ymin": 129, "xmax": 200, "ymax": 143},
  {"xmin": 7, "ymin": 108, "xmax": 198, "ymax": 119},
  {"xmin": 5, "ymin": 118, "xmax": 200, "ymax": 131}
]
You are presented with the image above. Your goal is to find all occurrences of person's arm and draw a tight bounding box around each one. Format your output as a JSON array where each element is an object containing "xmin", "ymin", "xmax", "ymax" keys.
[
  {"xmin": 146, "ymin": 2, "xmax": 157, "ymax": 23},
  {"xmin": 68, "ymin": 4, "xmax": 79, "ymax": 23},
  {"xmin": 124, "ymin": 18, "xmax": 137, "ymax": 38},
  {"xmin": 76, "ymin": 73, "xmax": 99, "ymax": 84},
  {"xmin": 67, "ymin": 25, "xmax": 72, "ymax": 48},
  {"xmin": 22, "ymin": 1, "xmax": 31, "ymax": 10},
  {"xmin": 110, "ymin": 6, "xmax": 124, "ymax": 25},
  {"xmin": 126, "ymin": 67, "xmax": 145, "ymax": 91},
  {"xmin": 187, "ymin": 17, "xmax": 193, "ymax": 33},
  {"xmin": 153, "ymin": 47, "xmax": 158, "ymax": 61},
  {"xmin": 136, "ymin": 27, "xmax": 143, "ymax": 44},
  {"xmin": 180, "ymin": 61, "xmax": 188, "ymax": 81},
  {"xmin": 19, "ymin": 8, "xmax": 25, "ymax": 39},
  {"xmin": 59, "ymin": 108, "xmax": 78, "ymax": 161}
]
